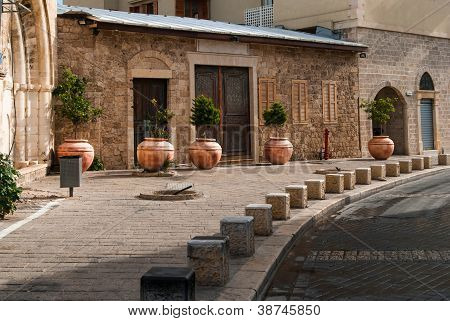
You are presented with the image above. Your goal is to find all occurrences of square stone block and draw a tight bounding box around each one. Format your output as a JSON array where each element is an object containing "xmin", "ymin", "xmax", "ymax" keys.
[
  {"xmin": 423, "ymin": 156, "xmax": 432, "ymax": 169},
  {"xmin": 355, "ymin": 168, "xmax": 371, "ymax": 185},
  {"xmin": 245, "ymin": 204, "xmax": 272, "ymax": 236},
  {"xmin": 412, "ymin": 157, "xmax": 424, "ymax": 170},
  {"xmin": 265, "ymin": 193, "xmax": 290, "ymax": 220},
  {"xmin": 370, "ymin": 164, "xmax": 386, "ymax": 180},
  {"xmin": 285, "ymin": 185, "xmax": 308, "ymax": 208},
  {"xmin": 341, "ymin": 171, "xmax": 356, "ymax": 190},
  {"xmin": 399, "ymin": 160, "xmax": 412, "ymax": 173},
  {"xmin": 386, "ymin": 162, "xmax": 400, "ymax": 177},
  {"xmin": 187, "ymin": 236, "xmax": 229, "ymax": 286},
  {"xmin": 438, "ymin": 154, "xmax": 450, "ymax": 166},
  {"xmin": 141, "ymin": 267, "xmax": 195, "ymax": 301},
  {"xmin": 325, "ymin": 174, "xmax": 344, "ymax": 194},
  {"xmin": 304, "ymin": 179, "xmax": 325, "ymax": 200},
  {"xmin": 220, "ymin": 216, "xmax": 255, "ymax": 257}
]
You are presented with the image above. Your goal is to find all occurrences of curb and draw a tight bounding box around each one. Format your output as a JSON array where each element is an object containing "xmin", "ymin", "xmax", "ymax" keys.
[{"xmin": 203, "ymin": 165, "xmax": 449, "ymax": 301}]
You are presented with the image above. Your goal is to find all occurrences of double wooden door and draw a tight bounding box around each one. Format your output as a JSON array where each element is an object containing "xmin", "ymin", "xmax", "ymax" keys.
[{"xmin": 195, "ymin": 65, "xmax": 250, "ymax": 157}]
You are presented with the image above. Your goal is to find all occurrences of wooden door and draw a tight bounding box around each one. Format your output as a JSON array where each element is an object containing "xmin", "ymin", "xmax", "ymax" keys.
[
  {"xmin": 222, "ymin": 67, "xmax": 250, "ymax": 156},
  {"xmin": 132, "ymin": 78, "xmax": 167, "ymax": 163}
]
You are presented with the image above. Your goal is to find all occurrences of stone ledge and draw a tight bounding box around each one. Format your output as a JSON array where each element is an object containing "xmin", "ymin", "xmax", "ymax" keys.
[
  {"xmin": 17, "ymin": 164, "xmax": 48, "ymax": 187},
  {"xmin": 197, "ymin": 165, "xmax": 449, "ymax": 301}
]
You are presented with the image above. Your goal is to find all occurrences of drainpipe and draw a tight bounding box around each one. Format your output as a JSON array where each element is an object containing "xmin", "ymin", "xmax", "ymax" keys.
[{"xmin": 324, "ymin": 128, "xmax": 330, "ymax": 160}]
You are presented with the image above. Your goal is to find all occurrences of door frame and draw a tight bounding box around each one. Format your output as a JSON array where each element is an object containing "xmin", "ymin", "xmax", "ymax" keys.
[{"xmin": 187, "ymin": 52, "xmax": 259, "ymax": 162}]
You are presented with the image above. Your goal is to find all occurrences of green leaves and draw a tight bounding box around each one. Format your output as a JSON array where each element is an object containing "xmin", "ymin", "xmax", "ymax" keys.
[
  {"xmin": 360, "ymin": 97, "xmax": 397, "ymax": 125},
  {"xmin": 263, "ymin": 101, "xmax": 288, "ymax": 127},
  {"xmin": 53, "ymin": 68, "xmax": 102, "ymax": 132},
  {"xmin": 0, "ymin": 154, "xmax": 22, "ymax": 220},
  {"xmin": 147, "ymin": 99, "xmax": 174, "ymax": 139},
  {"xmin": 190, "ymin": 95, "xmax": 220, "ymax": 127}
]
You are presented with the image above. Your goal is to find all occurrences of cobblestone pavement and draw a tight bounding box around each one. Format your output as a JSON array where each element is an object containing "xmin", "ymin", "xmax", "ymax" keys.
[{"xmin": 265, "ymin": 170, "xmax": 450, "ymax": 301}]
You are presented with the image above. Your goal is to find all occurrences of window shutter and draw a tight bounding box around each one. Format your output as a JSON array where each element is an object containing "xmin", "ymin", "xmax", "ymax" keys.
[
  {"xmin": 258, "ymin": 78, "xmax": 276, "ymax": 125},
  {"xmin": 292, "ymin": 80, "xmax": 308, "ymax": 124},
  {"xmin": 322, "ymin": 81, "xmax": 337, "ymax": 123},
  {"xmin": 175, "ymin": 0, "xmax": 185, "ymax": 16}
]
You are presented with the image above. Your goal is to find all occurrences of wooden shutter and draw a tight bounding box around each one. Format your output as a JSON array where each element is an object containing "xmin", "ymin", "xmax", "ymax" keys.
[
  {"xmin": 322, "ymin": 81, "xmax": 337, "ymax": 123},
  {"xmin": 175, "ymin": 0, "xmax": 185, "ymax": 16},
  {"xmin": 292, "ymin": 80, "xmax": 308, "ymax": 124},
  {"xmin": 258, "ymin": 78, "xmax": 276, "ymax": 125}
]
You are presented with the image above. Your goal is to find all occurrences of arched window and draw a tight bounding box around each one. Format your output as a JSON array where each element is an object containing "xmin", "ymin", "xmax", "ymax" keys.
[{"xmin": 419, "ymin": 72, "xmax": 434, "ymax": 90}]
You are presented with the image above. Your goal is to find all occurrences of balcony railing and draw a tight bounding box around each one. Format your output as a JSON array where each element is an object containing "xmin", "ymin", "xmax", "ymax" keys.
[{"xmin": 245, "ymin": 4, "xmax": 273, "ymax": 28}]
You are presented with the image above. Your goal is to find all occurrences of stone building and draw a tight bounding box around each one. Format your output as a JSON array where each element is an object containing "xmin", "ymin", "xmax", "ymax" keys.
[
  {"xmin": 272, "ymin": 0, "xmax": 450, "ymax": 157},
  {"xmin": 56, "ymin": 5, "xmax": 366, "ymax": 169},
  {"xmin": 0, "ymin": 0, "xmax": 57, "ymax": 170}
]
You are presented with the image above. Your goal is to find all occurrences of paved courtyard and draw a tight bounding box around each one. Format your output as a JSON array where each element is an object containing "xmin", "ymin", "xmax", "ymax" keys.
[
  {"xmin": 265, "ymin": 169, "xmax": 450, "ymax": 300},
  {"xmin": 0, "ymin": 157, "xmax": 447, "ymax": 300}
]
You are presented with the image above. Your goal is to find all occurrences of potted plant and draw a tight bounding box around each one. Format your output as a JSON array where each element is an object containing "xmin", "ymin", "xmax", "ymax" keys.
[
  {"xmin": 0, "ymin": 154, "xmax": 22, "ymax": 220},
  {"xmin": 137, "ymin": 98, "xmax": 175, "ymax": 172},
  {"xmin": 263, "ymin": 101, "xmax": 293, "ymax": 165},
  {"xmin": 53, "ymin": 68, "xmax": 102, "ymax": 172},
  {"xmin": 360, "ymin": 97, "xmax": 397, "ymax": 160},
  {"xmin": 189, "ymin": 95, "xmax": 222, "ymax": 170}
]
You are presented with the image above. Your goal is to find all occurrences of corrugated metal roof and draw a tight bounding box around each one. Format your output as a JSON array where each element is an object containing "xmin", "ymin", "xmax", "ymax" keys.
[{"xmin": 57, "ymin": 4, "xmax": 366, "ymax": 50}]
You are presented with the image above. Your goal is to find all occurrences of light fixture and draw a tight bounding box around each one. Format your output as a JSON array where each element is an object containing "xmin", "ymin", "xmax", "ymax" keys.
[{"xmin": 359, "ymin": 52, "xmax": 367, "ymax": 58}]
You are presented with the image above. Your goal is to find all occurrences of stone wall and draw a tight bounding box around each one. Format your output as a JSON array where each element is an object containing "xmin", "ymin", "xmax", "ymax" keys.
[
  {"xmin": 56, "ymin": 17, "xmax": 361, "ymax": 169},
  {"xmin": 343, "ymin": 27, "xmax": 450, "ymax": 156}
]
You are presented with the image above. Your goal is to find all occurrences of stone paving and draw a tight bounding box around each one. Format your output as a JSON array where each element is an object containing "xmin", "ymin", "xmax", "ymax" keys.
[
  {"xmin": 265, "ymin": 170, "xmax": 450, "ymax": 301},
  {"xmin": 0, "ymin": 157, "xmax": 447, "ymax": 300}
]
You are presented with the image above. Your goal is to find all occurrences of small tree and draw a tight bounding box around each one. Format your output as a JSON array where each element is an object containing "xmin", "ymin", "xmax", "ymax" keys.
[
  {"xmin": 145, "ymin": 98, "xmax": 174, "ymax": 139},
  {"xmin": 0, "ymin": 154, "xmax": 22, "ymax": 220},
  {"xmin": 360, "ymin": 98, "xmax": 397, "ymax": 135},
  {"xmin": 263, "ymin": 101, "xmax": 288, "ymax": 136},
  {"xmin": 53, "ymin": 68, "xmax": 102, "ymax": 139},
  {"xmin": 190, "ymin": 95, "xmax": 220, "ymax": 138}
]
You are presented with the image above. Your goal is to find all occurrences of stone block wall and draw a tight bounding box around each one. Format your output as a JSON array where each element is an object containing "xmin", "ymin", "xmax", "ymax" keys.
[
  {"xmin": 56, "ymin": 17, "xmax": 361, "ymax": 169},
  {"xmin": 343, "ymin": 27, "xmax": 450, "ymax": 156}
]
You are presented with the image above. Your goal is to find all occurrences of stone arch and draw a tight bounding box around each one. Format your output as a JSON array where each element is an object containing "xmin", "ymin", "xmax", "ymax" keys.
[
  {"xmin": 372, "ymin": 85, "xmax": 408, "ymax": 155},
  {"xmin": 415, "ymin": 68, "xmax": 437, "ymax": 91},
  {"xmin": 127, "ymin": 49, "xmax": 173, "ymax": 71}
]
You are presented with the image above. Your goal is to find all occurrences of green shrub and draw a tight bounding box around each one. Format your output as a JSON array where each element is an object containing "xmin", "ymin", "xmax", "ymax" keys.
[
  {"xmin": 190, "ymin": 95, "xmax": 220, "ymax": 138},
  {"xmin": 263, "ymin": 101, "xmax": 288, "ymax": 127},
  {"xmin": 145, "ymin": 98, "xmax": 174, "ymax": 139},
  {"xmin": 53, "ymin": 68, "xmax": 102, "ymax": 138},
  {"xmin": 0, "ymin": 154, "xmax": 22, "ymax": 220},
  {"xmin": 88, "ymin": 156, "xmax": 105, "ymax": 171}
]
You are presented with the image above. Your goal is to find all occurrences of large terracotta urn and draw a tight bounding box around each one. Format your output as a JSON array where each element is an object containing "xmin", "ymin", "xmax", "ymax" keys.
[
  {"xmin": 189, "ymin": 138, "xmax": 222, "ymax": 170},
  {"xmin": 137, "ymin": 138, "xmax": 174, "ymax": 172},
  {"xmin": 57, "ymin": 139, "xmax": 94, "ymax": 172},
  {"xmin": 368, "ymin": 136, "xmax": 395, "ymax": 160},
  {"xmin": 264, "ymin": 137, "xmax": 293, "ymax": 165}
]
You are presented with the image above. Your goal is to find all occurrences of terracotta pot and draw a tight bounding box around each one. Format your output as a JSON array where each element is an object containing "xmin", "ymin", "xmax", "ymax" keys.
[
  {"xmin": 57, "ymin": 139, "xmax": 94, "ymax": 172},
  {"xmin": 368, "ymin": 136, "xmax": 395, "ymax": 160},
  {"xmin": 189, "ymin": 138, "xmax": 222, "ymax": 170},
  {"xmin": 137, "ymin": 138, "xmax": 174, "ymax": 172},
  {"xmin": 264, "ymin": 137, "xmax": 293, "ymax": 165}
]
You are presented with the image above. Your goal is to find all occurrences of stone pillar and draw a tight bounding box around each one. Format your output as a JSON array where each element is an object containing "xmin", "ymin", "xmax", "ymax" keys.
[
  {"xmin": 26, "ymin": 84, "xmax": 40, "ymax": 161},
  {"xmin": 355, "ymin": 168, "xmax": 371, "ymax": 185},
  {"xmin": 399, "ymin": 160, "xmax": 412, "ymax": 173},
  {"xmin": 220, "ymin": 216, "xmax": 255, "ymax": 257},
  {"xmin": 438, "ymin": 154, "xmax": 450, "ymax": 165},
  {"xmin": 285, "ymin": 185, "xmax": 308, "ymax": 208},
  {"xmin": 38, "ymin": 86, "xmax": 53, "ymax": 164},
  {"xmin": 423, "ymin": 156, "xmax": 432, "ymax": 169},
  {"xmin": 265, "ymin": 193, "xmax": 290, "ymax": 220},
  {"xmin": 412, "ymin": 157, "xmax": 424, "ymax": 170},
  {"xmin": 370, "ymin": 164, "xmax": 386, "ymax": 180},
  {"xmin": 341, "ymin": 171, "xmax": 356, "ymax": 190},
  {"xmin": 386, "ymin": 162, "xmax": 400, "ymax": 177},
  {"xmin": 304, "ymin": 179, "xmax": 325, "ymax": 200},
  {"xmin": 245, "ymin": 204, "xmax": 272, "ymax": 236},
  {"xmin": 325, "ymin": 174, "xmax": 344, "ymax": 194},
  {"xmin": 187, "ymin": 236, "xmax": 229, "ymax": 286},
  {"xmin": 13, "ymin": 84, "xmax": 27, "ymax": 164}
]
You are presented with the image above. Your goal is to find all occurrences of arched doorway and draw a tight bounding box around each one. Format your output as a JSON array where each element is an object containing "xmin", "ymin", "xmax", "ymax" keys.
[{"xmin": 373, "ymin": 87, "xmax": 406, "ymax": 155}]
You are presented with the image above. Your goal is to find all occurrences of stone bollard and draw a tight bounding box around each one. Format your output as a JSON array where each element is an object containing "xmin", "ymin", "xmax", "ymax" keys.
[
  {"xmin": 285, "ymin": 185, "xmax": 308, "ymax": 208},
  {"xmin": 304, "ymin": 179, "xmax": 325, "ymax": 200},
  {"xmin": 141, "ymin": 267, "xmax": 195, "ymax": 301},
  {"xmin": 187, "ymin": 236, "xmax": 229, "ymax": 286},
  {"xmin": 370, "ymin": 164, "xmax": 386, "ymax": 180},
  {"xmin": 355, "ymin": 168, "xmax": 371, "ymax": 185},
  {"xmin": 412, "ymin": 157, "xmax": 424, "ymax": 170},
  {"xmin": 341, "ymin": 171, "xmax": 356, "ymax": 190},
  {"xmin": 386, "ymin": 162, "xmax": 400, "ymax": 177},
  {"xmin": 220, "ymin": 216, "xmax": 255, "ymax": 257},
  {"xmin": 245, "ymin": 204, "xmax": 272, "ymax": 236},
  {"xmin": 325, "ymin": 174, "xmax": 344, "ymax": 194},
  {"xmin": 423, "ymin": 156, "xmax": 432, "ymax": 169},
  {"xmin": 265, "ymin": 193, "xmax": 290, "ymax": 220},
  {"xmin": 438, "ymin": 154, "xmax": 450, "ymax": 166},
  {"xmin": 399, "ymin": 160, "xmax": 412, "ymax": 173}
]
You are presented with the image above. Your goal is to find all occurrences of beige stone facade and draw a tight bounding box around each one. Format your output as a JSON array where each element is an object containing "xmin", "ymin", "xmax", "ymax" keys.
[
  {"xmin": 56, "ymin": 16, "xmax": 362, "ymax": 169},
  {"xmin": 0, "ymin": 0, "xmax": 57, "ymax": 168}
]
